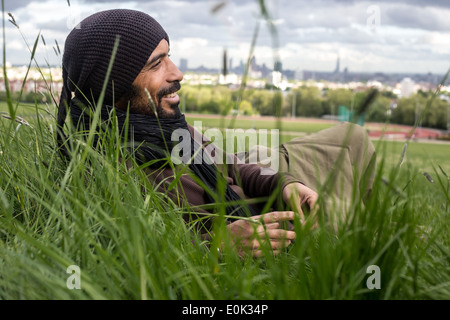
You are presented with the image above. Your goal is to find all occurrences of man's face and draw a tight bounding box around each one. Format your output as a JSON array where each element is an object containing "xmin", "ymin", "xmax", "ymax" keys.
[{"xmin": 116, "ymin": 39, "xmax": 184, "ymax": 118}]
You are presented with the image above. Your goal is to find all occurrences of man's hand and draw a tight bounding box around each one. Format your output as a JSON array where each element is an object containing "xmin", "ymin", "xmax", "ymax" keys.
[
  {"xmin": 225, "ymin": 211, "xmax": 296, "ymax": 258},
  {"xmin": 282, "ymin": 182, "xmax": 319, "ymax": 224}
]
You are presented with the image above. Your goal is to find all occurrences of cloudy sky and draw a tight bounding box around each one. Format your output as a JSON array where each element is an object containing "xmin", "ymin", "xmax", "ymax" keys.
[{"xmin": 2, "ymin": 0, "xmax": 450, "ymax": 75}]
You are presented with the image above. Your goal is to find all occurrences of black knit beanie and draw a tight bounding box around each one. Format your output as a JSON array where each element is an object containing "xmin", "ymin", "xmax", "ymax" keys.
[{"xmin": 57, "ymin": 9, "xmax": 169, "ymax": 153}]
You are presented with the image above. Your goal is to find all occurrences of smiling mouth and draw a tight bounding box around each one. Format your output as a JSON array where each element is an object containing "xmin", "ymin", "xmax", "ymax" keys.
[
  {"xmin": 160, "ymin": 91, "xmax": 180, "ymax": 108},
  {"xmin": 163, "ymin": 92, "xmax": 178, "ymax": 99},
  {"xmin": 158, "ymin": 82, "xmax": 181, "ymax": 104}
]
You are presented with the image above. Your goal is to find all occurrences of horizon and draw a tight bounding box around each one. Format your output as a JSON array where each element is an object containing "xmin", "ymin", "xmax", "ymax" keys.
[{"xmin": 1, "ymin": 62, "xmax": 447, "ymax": 79}]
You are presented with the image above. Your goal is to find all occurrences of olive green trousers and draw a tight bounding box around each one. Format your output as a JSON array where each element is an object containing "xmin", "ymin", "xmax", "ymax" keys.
[
  {"xmin": 279, "ymin": 123, "xmax": 376, "ymax": 201},
  {"xmin": 248, "ymin": 122, "xmax": 376, "ymax": 223}
]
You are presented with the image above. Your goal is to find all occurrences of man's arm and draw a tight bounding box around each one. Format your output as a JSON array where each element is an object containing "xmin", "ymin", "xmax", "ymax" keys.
[
  {"xmin": 282, "ymin": 182, "xmax": 319, "ymax": 227},
  {"xmin": 234, "ymin": 162, "xmax": 319, "ymax": 225},
  {"xmin": 228, "ymin": 156, "xmax": 300, "ymax": 199}
]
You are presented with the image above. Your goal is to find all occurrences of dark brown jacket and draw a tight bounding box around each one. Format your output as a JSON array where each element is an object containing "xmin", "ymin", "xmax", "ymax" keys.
[{"xmin": 144, "ymin": 125, "xmax": 300, "ymax": 229}]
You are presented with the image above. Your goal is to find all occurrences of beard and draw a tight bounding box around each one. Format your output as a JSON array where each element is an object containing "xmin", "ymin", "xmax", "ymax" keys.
[{"xmin": 117, "ymin": 82, "xmax": 182, "ymax": 119}]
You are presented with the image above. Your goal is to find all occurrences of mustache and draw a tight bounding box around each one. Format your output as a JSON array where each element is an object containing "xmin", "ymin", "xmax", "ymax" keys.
[{"xmin": 156, "ymin": 81, "xmax": 181, "ymax": 103}]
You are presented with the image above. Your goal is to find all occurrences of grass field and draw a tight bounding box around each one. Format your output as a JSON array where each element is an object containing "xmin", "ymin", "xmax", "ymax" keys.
[
  {"xmin": 185, "ymin": 113, "xmax": 335, "ymax": 133},
  {"xmin": 1, "ymin": 100, "xmax": 449, "ymax": 300}
]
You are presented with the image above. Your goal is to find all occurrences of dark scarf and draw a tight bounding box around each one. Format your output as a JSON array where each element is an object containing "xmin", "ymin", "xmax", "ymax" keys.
[{"xmin": 69, "ymin": 99, "xmax": 256, "ymax": 218}]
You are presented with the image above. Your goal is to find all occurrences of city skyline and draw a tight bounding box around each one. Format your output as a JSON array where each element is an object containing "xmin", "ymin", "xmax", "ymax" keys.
[
  {"xmin": 2, "ymin": 0, "xmax": 450, "ymax": 75},
  {"xmin": 176, "ymin": 53, "xmax": 447, "ymax": 88}
]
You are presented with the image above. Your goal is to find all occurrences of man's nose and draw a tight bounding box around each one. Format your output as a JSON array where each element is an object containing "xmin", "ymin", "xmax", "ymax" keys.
[{"xmin": 168, "ymin": 59, "xmax": 183, "ymax": 83}]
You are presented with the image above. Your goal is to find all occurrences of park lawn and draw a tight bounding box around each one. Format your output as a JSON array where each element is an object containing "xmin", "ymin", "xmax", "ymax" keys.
[
  {"xmin": 373, "ymin": 140, "xmax": 450, "ymax": 173},
  {"xmin": 185, "ymin": 113, "xmax": 335, "ymax": 133}
]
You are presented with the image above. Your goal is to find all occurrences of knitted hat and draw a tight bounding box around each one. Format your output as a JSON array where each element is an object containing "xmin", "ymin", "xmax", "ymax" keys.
[
  {"xmin": 60, "ymin": 9, "xmax": 169, "ymax": 106},
  {"xmin": 57, "ymin": 9, "xmax": 169, "ymax": 154}
]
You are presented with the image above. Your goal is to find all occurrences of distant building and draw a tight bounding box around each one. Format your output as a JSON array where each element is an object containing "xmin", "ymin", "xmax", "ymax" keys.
[
  {"xmin": 343, "ymin": 67, "xmax": 348, "ymax": 82},
  {"xmin": 294, "ymin": 69, "xmax": 303, "ymax": 81},
  {"xmin": 334, "ymin": 55, "xmax": 340, "ymax": 74},
  {"xmin": 274, "ymin": 61, "xmax": 282, "ymax": 72},
  {"xmin": 271, "ymin": 71, "xmax": 282, "ymax": 87},
  {"xmin": 249, "ymin": 56, "xmax": 262, "ymax": 78},
  {"xmin": 400, "ymin": 77, "xmax": 415, "ymax": 98},
  {"xmin": 179, "ymin": 58, "xmax": 188, "ymax": 72},
  {"xmin": 218, "ymin": 73, "xmax": 239, "ymax": 85}
]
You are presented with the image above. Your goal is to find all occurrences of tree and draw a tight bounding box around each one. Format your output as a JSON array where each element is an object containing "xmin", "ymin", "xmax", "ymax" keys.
[
  {"xmin": 290, "ymin": 86, "xmax": 323, "ymax": 117},
  {"xmin": 365, "ymin": 95, "xmax": 391, "ymax": 123},
  {"xmin": 238, "ymin": 100, "xmax": 254, "ymax": 116},
  {"xmin": 326, "ymin": 88, "xmax": 353, "ymax": 116},
  {"xmin": 246, "ymin": 90, "xmax": 276, "ymax": 116},
  {"xmin": 422, "ymin": 97, "xmax": 448, "ymax": 129},
  {"xmin": 391, "ymin": 96, "xmax": 419, "ymax": 126},
  {"xmin": 272, "ymin": 91, "xmax": 283, "ymax": 117}
]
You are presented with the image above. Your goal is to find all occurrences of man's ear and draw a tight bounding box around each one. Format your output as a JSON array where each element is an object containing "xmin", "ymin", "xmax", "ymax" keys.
[
  {"xmin": 115, "ymin": 94, "xmax": 128, "ymax": 112},
  {"xmin": 115, "ymin": 85, "xmax": 138, "ymax": 112}
]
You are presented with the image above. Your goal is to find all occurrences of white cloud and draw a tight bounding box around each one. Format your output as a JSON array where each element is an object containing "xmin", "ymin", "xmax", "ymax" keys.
[
  {"xmin": 2, "ymin": 0, "xmax": 449, "ymax": 75},
  {"xmin": 5, "ymin": 39, "xmax": 25, "ymax": 51}
]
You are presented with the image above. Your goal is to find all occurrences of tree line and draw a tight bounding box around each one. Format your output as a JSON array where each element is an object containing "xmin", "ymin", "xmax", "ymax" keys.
[
  {"xmin": 0, "ymin": 90, "xmax": 53, "ymax": 105},
  {"xmin": 179, "ymin": 85, "xmax": 449, "ymax": 130},
  {"xmin": 2, "ymin": 84, "xmax": 448, "ymax": 130}
]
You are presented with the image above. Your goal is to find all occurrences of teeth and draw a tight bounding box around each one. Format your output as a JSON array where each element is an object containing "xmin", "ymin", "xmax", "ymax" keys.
[{"xmin": 164, "ymin": 93, "xmax": 176, "ymax": 98}]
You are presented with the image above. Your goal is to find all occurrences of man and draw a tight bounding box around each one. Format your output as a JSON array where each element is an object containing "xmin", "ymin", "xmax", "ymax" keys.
[{"xmin": 57, "ymin": 9, "xmax": 375, "ymax": 257}]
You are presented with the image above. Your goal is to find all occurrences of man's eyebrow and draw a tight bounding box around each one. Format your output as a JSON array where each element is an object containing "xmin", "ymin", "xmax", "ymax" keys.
[{"xmin": 144, "ymin": 52, "xmax": 168, "ymax": 69}]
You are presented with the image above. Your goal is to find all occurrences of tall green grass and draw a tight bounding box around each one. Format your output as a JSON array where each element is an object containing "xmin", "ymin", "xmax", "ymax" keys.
[{"xmin": 1, "ymin": 110, "xmax": 449, "ymax": 299}]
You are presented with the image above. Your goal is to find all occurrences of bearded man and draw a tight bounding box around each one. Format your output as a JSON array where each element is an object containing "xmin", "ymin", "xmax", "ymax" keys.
[{"xmin": 57, "ymin": 9, "xmax": 375, "ymax": 257}]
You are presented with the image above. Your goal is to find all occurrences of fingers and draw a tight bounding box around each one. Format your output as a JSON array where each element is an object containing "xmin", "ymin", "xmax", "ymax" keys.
[
  {"xmin": 245, "ymin": 238, "xmax": 292, "ymax": 258},
  {"xmin": 255, "ymin": 222, "xmax": 278, "ymax": 233},
  {"xmin": 253, "ymin": 211, "xmax": 296, "ymax": 224},
  {"xmin": 264, "ymin": 229, "xmax": 296, "ymax": 241},
  {"xmin": 245, "ymin": 229, "xmax": 295, "ymax": 252},
  {"xmin": 282, "ymin": 183, "xmax": 319, "ymax": 222},
  {"xmin": 227, "ymin": 211, "xmax": 301, "ymax": 258},
  {"xmin": 265, "ymin": 222, "xmax": 280, "ymax": 229},
  {"xmin": 253, "ymin": 249, "xmax": 282, "ymax": 258},
  {"xmin": 242, "ymin": 229, "xmax": 295, "ymax": 245}
]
